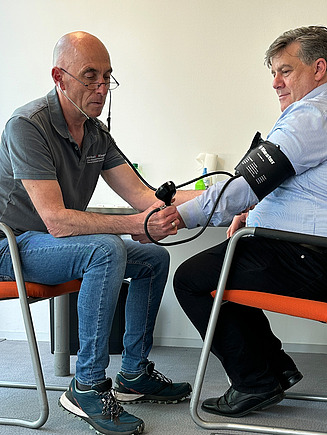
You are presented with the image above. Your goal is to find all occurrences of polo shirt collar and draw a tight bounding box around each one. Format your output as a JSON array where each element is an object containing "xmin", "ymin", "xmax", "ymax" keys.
[
  {"xmin": 46, "ymin": 87, "xmax": 71, "ymax": 139},
  {"xmin": 46, "ymin": 87, "xmax": 102, "ymax": 143}
]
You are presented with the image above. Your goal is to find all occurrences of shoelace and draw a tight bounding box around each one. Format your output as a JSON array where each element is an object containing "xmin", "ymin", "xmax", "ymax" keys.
[
  {"xmin": 150, "ymin": 367, "xmax": 172, "ymax": 385},
  {"xmin": 101, "ymin": 388, "xmax": 124, "ymax": 420}
]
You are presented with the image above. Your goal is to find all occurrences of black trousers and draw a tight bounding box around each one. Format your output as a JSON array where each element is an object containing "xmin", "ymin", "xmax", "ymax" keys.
[{"xmin": 173, "ymin": 236, "xmax": 327, "ymax": 393}]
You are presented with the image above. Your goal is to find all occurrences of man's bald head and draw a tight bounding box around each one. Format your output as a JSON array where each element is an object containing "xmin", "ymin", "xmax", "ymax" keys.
[
  {"xmin": 53, "ymin": 31, "xmax": 110, "ymax": 69},
  {"xmin": 52, "ymin": 31, "xmax": 112, "ymax": 120}
]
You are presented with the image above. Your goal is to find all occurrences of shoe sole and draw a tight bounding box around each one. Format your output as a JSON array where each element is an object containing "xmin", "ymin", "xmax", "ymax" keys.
[
  {"xmin": 115, "ymin": 391, "xmax": 191, "ymax": 405},
  {"xmin": 59, "ymin": 392, "xmax": 145, "ymax": 435},
  {"xmin": 201, "ymin": 392, "xmax": 285, "ymax": 418}
]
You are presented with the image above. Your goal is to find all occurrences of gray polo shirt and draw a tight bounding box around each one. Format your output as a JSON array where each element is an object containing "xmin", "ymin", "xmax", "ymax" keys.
[{"xmin": 0, "ymin": 88, "xmax": 125, "ymax": 236}]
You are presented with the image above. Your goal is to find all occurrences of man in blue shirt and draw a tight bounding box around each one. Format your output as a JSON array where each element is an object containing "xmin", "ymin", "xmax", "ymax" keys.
[{"xmin": 174, "ymin": 26, "xmax": 327, "ymax": 417}]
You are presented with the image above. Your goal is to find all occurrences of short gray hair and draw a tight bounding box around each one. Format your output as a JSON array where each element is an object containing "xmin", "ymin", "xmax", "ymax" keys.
[{"xmin": 265, "ymin": 26, "xmax": 327, "ymax": 68}]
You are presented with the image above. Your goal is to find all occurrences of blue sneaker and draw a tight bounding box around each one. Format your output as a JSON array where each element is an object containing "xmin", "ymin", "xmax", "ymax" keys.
[
  {"xmin": 114, "ymin": 361, "xmax": 192, "ymax": 404},
  {"xmin": 59, "ymin": 377, "xmax": 144, "ymax": 435}
]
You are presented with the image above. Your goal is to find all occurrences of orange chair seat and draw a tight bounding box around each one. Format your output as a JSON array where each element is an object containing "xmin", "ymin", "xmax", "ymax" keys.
[
  {"xmin": 0, "ymin": 279, "xmax": 81, "ymax": 300},
  {"xmin": 211, "ymin": 290, "xmax": 327, "ymax": 323}
]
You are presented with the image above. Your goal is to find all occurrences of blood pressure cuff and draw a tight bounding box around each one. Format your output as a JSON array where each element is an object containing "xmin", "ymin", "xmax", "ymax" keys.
[{"xmin": 235, "ymin": 132, "xmax": 295, "ymax": 201}]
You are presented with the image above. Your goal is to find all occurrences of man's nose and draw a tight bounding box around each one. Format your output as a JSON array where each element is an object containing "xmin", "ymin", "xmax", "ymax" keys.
[
  {"xmin": 96, "ymin": 83, "xmax": 109, "ymax": 95},
  {"xmin": 272, "ymin": 73, "xmax": 284, "ymax": 89}
]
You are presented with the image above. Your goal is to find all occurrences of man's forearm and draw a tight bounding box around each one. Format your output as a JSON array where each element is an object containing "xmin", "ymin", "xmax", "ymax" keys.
[
  {"xmin": 44, "ymin": 204, "xmax": 180, "ymax": 241},
  {"xmin": 45, "ymin": 208, "xmax": 144, "ymax": 237}
]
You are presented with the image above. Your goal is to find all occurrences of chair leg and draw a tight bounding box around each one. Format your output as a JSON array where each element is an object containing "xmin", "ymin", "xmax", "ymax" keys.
[
  {"xmin": 0, "ymin": 296, "xmax": 49, "ymax": 428},
  {"xmin": 190, "ymin": 227, "xmax": 327, "ymax": 435},
  {"xmin": 0, "ymin": 222, "xmax": 69, "ymax": 428},
  {"xmin": 190, "ymin": 332, "xmax": 327, "ymax": 435},
  {"xmin": 286, "ymin": 392, "xmax": 327, "ymax": 402},
  {"xmin": 0, "ymin": 223, "xmax": 49, "ymax": 428},
  {"xmin": 53, "ymin": 294, "xmax": 71, "ymax": 377}
]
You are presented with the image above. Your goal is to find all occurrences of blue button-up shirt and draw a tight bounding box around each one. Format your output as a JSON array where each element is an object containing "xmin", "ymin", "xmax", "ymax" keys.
[{"xmin": 178, "ymin": 83, "xmax": 327, "ymax": 236}]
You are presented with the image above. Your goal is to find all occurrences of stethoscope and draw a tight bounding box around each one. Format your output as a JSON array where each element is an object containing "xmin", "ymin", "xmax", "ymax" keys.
[{"xmin": 58, "ymin": 83, "xmax": 238, "ymax": 246}]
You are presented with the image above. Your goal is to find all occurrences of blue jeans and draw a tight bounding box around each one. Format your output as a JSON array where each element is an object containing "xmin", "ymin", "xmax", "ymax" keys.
[{"xmin": 0, "ymin": 231, "xmax": 170, "ymax": 385}]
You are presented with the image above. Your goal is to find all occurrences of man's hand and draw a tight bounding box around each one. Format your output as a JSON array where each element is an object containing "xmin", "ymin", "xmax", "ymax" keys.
[
  {"xmin": 226, "ymin": 213, "xmax": 248, "ymax": 238},
  {"xmin": 133, "ymin": 200, "xmax": 180, "ymax": 243}
]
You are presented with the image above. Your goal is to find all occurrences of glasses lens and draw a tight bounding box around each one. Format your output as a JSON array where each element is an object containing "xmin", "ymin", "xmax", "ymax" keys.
[
  {"xmin": 109, "ymin": 81, "xmax": 119, "ymax": 90},
  {"xmin": 86, "ymin": 81, "xmax": 118, "ymax": 91}
]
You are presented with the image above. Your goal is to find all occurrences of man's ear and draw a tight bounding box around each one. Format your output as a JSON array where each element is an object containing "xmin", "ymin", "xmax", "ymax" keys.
[
  {"xmin": 314, "ymin": 58, "xmax": 327, "ymax": 81},
  {"xmin": 52, "ymin": 66, "xmax": 64, "ymax": 88}
]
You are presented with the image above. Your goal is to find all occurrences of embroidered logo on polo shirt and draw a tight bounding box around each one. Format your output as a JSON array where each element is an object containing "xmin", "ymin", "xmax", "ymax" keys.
[{"xmin": 86, "ymin": 154, "xmax": 106, "ymax": 164}]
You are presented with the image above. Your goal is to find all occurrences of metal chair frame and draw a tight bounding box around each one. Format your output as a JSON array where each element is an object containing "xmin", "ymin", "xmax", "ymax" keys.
[
  {"xmin": 0, "ymin": 222, "xmax": 75, "ymax": 429},
  {"xmin": 190, "ymin": 226, "xmax": 327, "ymax": 435}
]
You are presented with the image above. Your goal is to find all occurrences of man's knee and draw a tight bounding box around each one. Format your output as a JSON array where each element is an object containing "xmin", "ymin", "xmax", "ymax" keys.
[
  {"xmin": 136, "ymin": 243, "xmax": 170, "ymax": 272},
  {"xmin": 88, "ymin": 234, "xmax": 127, "ymax": 265},
  {"xmin": 153, "ymin": 245, "xmax": 170, "ymax": 269},
  {"xmin": 173, "ymin": 258, "xmax": 195, "ymax": 295},
  {"xmin": 174, "ymin": 247, "xmax": 224, "ymax": 297}
]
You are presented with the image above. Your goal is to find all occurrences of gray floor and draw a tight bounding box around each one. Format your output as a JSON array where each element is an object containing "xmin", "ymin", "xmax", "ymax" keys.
[{"xmin": 0, "ymin": 340, "xmax": 326, "ymax": 434}]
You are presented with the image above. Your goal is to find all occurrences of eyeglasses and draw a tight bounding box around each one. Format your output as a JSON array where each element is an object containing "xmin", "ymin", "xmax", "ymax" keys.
[{"xmin": 59, "ymin": 67, "xmax": 119, "ymax": 91}]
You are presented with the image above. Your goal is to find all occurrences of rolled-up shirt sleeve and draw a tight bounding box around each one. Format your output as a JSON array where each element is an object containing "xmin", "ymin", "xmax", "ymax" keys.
[{"xmin": 177, "ymin": 176, "xmax": 258, "ymax": 229}]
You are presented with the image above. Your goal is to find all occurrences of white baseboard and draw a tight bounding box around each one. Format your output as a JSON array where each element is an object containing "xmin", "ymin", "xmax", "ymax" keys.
[
  {"xmin": 0, "ymin": 330, "xmax": 50, "ymax": 341},
  {"xmin": 153, "ymin": 336, "xmax": 202, "ymax": 348},
  {"xmin": 283, "ymin": 342, "xmax": 327, "ymax": 354}
]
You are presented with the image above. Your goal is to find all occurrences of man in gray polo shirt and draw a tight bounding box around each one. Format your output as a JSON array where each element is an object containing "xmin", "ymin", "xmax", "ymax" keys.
[{"xmin": 0, "ymin": 31, "xmax": 194, "ymax": 435}]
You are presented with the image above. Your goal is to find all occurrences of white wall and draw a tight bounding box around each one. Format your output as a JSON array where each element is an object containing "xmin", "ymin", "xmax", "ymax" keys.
[{"xmin": 1, "ymin": 0, "xmax": 327, "ymax": 351}]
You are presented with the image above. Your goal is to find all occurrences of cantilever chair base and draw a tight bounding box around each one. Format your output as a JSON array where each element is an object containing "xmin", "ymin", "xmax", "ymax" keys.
[
  {"xmin": 190, "ymin": 226, "xmax": 327, "ymax": 435},
  {"xmin": 0, "ymin": 222, "xmax": 80, "ymax": 429}
]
